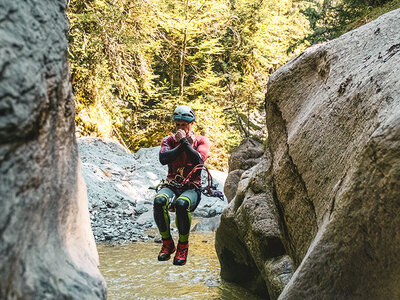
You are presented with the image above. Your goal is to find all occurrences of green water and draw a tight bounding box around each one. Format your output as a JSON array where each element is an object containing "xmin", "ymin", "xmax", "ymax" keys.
[{"xmin": 97, "ymin": 232, "xmax": 261, "ymax": 299}]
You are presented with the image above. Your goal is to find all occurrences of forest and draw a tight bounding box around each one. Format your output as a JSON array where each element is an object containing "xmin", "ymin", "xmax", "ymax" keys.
[{"xmin": 67, "ymin": 0, "xmax": 399, "ymax": 170}]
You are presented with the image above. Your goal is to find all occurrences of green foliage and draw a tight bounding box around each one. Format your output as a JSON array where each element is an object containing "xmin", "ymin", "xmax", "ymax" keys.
[
  {"xmin": 290, "ymin": 0, "xmax": 400, "ymax": 49},
  {"xmin": 344, "ymin": 0, "xmax": 400, "ymax": 30},
  {"xmin": 67, "ymin": 0, "xmax": 310, "ymax": 170}
]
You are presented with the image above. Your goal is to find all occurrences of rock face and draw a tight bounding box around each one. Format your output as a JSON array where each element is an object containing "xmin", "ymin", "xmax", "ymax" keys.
[
  {"xmin": 216, "ymin": 151, "xmax": 293, "ymax": 298},
  {"xmin": 216, "ymin": 9, "xmax": 400, "ymax": 299},
  {"xmin": 0, "ymin": 1, "xmax": 106, "ymax": 299},
  {"xmin": 224, "ymin": 138, "xmax": 264, "ymax": 202}
]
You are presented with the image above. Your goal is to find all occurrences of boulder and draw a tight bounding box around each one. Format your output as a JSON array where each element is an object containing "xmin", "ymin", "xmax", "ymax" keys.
[
  {"xmin": 217, "ymin": 8, "xmax": 400, "ymax": 299},
  {"xmin": 216, "ymin": 155, "xmax": 293, "ymax": 298},
  {"xmin": 192, "ymin": 215, "xmax": 221, "ymax": 232},
  {"xmin": 224, "ymin": 138, "xmax": 264, "ymax": 202},
  {"xmin": 0, "ymin": 1, "xmax": 106, "ymax": 298},
  {"xmin": 266, "ymin": 9, "xmax": 400, "ymax": 299}
]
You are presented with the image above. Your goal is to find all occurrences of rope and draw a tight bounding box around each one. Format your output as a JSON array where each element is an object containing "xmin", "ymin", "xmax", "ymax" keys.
[
  {"xmin": 149, "ymin": 164, "xmax": 224, "ymax": 200},
  {"xmin": 183, "ymin": 164, "xmax": 224, "ymax": 199}
]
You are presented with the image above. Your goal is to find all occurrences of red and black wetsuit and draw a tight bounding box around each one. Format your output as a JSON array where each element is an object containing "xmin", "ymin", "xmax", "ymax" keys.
[{"xmin": 154, "ymin": 133, "xmax": 210, "ymax": 242}]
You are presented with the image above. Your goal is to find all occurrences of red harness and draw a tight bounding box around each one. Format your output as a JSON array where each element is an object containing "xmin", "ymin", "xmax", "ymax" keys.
[
  {"xmin": 181, "ymin": 164, "xmax": 224, "ymax": 199},
  {"xmin": 150, "ymin": 164, "xmax": 224, "ymax": 200}
]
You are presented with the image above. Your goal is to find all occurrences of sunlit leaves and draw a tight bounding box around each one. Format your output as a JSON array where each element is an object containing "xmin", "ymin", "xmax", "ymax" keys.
[{"xmin": 68, "ymin": 0, "xmax": 310, "ymax": 170}]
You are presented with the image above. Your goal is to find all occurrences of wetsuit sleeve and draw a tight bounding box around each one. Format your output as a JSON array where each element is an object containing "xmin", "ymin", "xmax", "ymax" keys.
[
  {"xmin": 180, "ymin": 137, "xmax": 205, "ymax": 165},
  {"xmin": 159, "ymin": 137, "xmax": 183, "ymax": 165},
  {"xmin": 196, "ymin": 136, "xmax": 210, "ymax": 161}
]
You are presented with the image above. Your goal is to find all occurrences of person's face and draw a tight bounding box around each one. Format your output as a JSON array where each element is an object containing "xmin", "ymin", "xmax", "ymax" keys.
[{"xmin": 175, "ymin": 120, "xmax": 193, "ymax": 133}]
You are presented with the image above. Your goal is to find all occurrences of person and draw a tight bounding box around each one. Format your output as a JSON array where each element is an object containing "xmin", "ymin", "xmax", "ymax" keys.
[{"xmin": 153, "ymin": 105, "xmax": 210, "ymax": 265}]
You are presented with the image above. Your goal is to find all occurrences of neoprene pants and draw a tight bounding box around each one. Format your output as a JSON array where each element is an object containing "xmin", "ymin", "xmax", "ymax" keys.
[{"xmin": 153, "ymin": 187, "xmax": 199, "ymax": 243}]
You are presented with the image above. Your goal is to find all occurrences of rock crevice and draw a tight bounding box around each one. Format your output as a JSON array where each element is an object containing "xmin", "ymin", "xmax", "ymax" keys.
[{"xmin": 266, "ymin": 98, "xmax": 318, "ymax": 266}]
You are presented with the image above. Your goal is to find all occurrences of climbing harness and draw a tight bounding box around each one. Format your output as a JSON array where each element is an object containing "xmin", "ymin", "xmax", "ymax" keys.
[
  {"xmin": 149, "ymin": 164, "xmax": 224, "ymax": 200},
  {"xmin": 183, "ymin": 164, "xmax": 224, "ymax": 200}
]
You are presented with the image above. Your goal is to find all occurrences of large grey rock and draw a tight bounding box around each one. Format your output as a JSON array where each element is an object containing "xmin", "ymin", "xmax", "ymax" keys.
[
  {"xmin": 192, "ymin": 215, "xmax": 221, "ymax": 232},
  {"xmin": 224, "ymin": 138, "xmax": 264, "ymax": 202},
  {"xmin": 217, "ymin": 8, "xmax": 400, "ymax": 300},
  {"xmin": 0, "ymin": 1, "xmax": 106, "ymax": 298},
  {"xmin": 216, "ymin": 155, "xmax": 293, "ymax": 298},
  {"xmin": 265, "ymin": 9, "xmax": 400, "ymax": 299}
]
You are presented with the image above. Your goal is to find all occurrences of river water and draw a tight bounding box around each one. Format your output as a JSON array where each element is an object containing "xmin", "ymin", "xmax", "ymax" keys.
[{"xmin": 97, "ymin": 231, "xmax": 262, "ymax": 299}]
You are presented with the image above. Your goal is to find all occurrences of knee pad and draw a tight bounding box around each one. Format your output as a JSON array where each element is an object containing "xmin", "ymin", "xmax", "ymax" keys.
[
  {"xmin": 154, "ymin": 195, "xmax": 168, "ymax": 207},
  {"xmin": 175, "ymin": 197, "xmax": 190, "ymax": 212}
]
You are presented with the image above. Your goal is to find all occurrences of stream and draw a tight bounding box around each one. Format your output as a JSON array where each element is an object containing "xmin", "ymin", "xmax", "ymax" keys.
[{"xmin": 97, "ymin": 231, "xmax": 262, "ymax": 299}]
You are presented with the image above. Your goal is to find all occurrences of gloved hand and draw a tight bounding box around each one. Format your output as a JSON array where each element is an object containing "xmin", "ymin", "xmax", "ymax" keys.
[
  {"xmin": 186, "ymin": 131, "xmax": 196, "ymax": 144},
  {"xmin": 175, "ymin": 129, "xmax": 186, "ymax": 142}
]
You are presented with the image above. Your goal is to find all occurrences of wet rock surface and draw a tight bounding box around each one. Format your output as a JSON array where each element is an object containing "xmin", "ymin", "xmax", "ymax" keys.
[
  {"xmin": 78, "ymin": 137, "xmax": 227, "ymax": 243},
  {"xmin": 0, "ymin": 1, "xmax": 106, "ymax": 298}
]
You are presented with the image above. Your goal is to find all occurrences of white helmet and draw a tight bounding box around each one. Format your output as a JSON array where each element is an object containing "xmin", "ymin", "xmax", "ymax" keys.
[{"xmin": 173, "ymin": 105, "xmax": 195, "ymax": 122}]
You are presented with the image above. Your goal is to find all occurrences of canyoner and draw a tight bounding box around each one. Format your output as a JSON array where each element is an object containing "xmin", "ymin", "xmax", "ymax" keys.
[{"xmin": 150, "ymin": 105, "xmax": 223, "ymax": 266}]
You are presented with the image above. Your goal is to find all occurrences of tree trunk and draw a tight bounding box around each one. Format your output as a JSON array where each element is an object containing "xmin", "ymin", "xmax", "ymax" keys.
[{"xmin": 179, "ymin": 0, "xmax": 189, "ymax": 98}]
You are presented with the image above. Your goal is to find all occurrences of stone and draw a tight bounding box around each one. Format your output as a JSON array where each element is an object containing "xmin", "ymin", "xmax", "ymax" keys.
[
  {"xmin": 224, "ymin": 138, "xmax": 264, "ymax": 202},
  {"xmin": 228, "ymin": 138, "xmax": 264, "ymax": 172},
  {"xmin": 136, "ymin": 210, "xmax": 154, "ymax": 226},
  {"xmin": 105, "ymin": 198, "xmax": 119, "ymax": 208},
  {"xmin": 216, "ymin": 156, "xmax": 293, "ymax": 298},
  {"xmin": 265, "ymin": 9, "xmax": 400, "ymax": 299},
  {"xmin": 105, "ymin": 213, "xmax": 115, "ymax": 218},
  {"xmin": 208, "ymin": 208, "xmax": 217, "ymax": 218},
  {"xmin": 192, "ymin": 216, "xmax": 221, "ymax": 232},
  {"xmin": 123, "ymin": 209, "xmax": 135, "ymax": 216},
  {"xmin": 193, "ymin": 207, "xmax": 210, "ymax": 218},
  {"xmin": 217, "ymin": 9, "xmax": 400, "ymax": 299},
  {"xmin": 223, "ymin": 169, "xmax": 244, "ymax": 202},
  {"xmin": 135, "ymin": 203, "xmax": 149, "ymax": 215},
  {"xmin": 0, "ymin": 1, "xmax": 106, "ymax": 298}
]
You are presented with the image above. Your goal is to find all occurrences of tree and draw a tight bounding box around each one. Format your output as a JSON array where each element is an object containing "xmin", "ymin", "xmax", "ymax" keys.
[{"xmin": 68, "ymin": 0, "xmax": 310, "ymax": 170}]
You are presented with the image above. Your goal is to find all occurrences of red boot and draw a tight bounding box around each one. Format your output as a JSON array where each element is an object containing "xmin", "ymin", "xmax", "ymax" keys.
[
  {"xmin": 173, "ymin": 242, "xmax": 189, "ymax": 265},
  {"xmin": 158, "ymin": 238, "xmax": 176, "ymax": 261}
]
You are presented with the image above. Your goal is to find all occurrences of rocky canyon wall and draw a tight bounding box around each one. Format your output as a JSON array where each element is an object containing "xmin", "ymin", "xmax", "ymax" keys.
[
  {"xmin": 0, "ymin": 1, "xmax": 106, "ymax": 298},
  {"xmin": 216, "ymin": 8, "xmax": 400, "ymax": 299}
]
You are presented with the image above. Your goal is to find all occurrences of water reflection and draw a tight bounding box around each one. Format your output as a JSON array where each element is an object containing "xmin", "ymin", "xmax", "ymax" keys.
[{"xmin": 97, "ymin": 232, "xmax": 261, "ymax": 299}]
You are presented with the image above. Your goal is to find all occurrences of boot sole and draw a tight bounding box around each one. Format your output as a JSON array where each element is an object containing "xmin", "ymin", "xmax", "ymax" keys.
[
  {"xmin": 173, "ymin": 259, "xmax": 186, "ymax": 265},
  {"xmin": 158, "ymin": 255, "xmax": 171, "ymax": 261}
]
